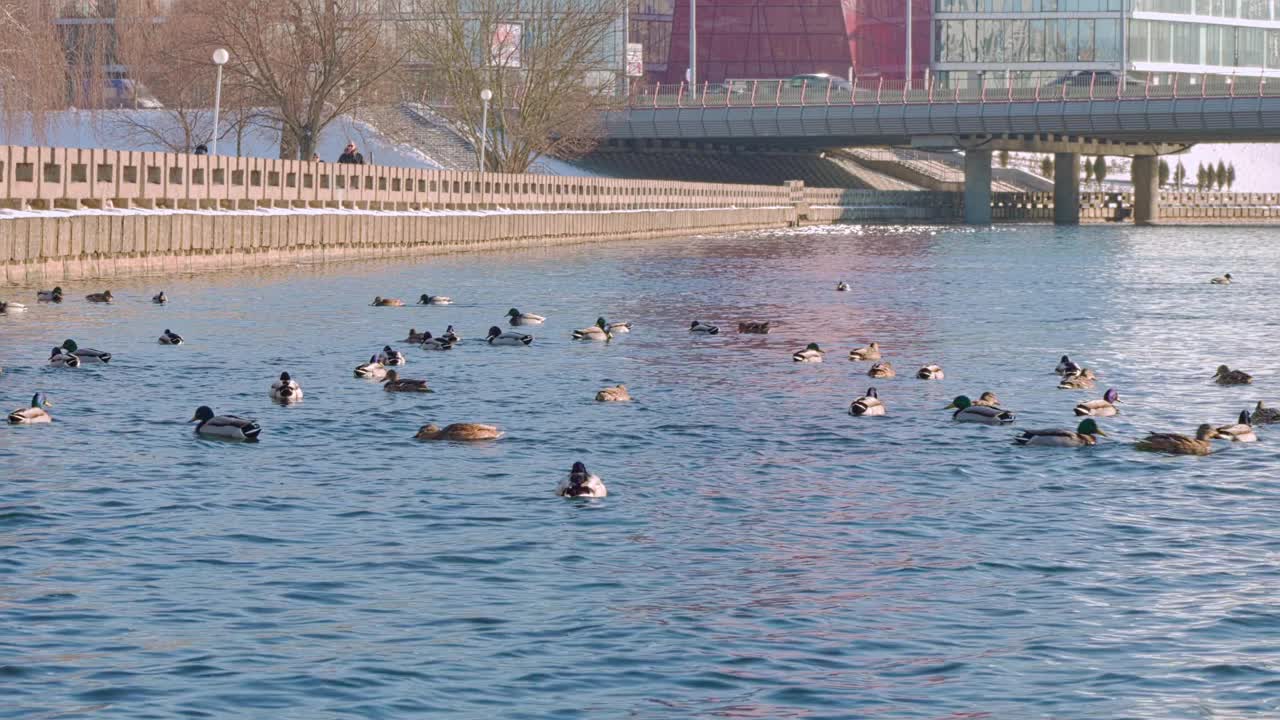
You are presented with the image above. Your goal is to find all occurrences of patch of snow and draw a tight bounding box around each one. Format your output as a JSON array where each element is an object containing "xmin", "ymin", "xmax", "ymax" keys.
[{"xmin": 0, "ymin": 110, "xmax": 442, "ymax": 170}]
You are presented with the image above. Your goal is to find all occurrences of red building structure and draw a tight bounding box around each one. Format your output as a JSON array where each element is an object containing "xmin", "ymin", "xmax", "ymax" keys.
[{"xmin": 659, "ymin": 0, "xmax": 929, "ymax": 86}]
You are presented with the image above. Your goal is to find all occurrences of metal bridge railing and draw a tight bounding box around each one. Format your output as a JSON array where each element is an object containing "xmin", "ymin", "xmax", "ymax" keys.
[{"xmin": 626, "ymin": 72, "xmax": 1280, "ymax": 110}]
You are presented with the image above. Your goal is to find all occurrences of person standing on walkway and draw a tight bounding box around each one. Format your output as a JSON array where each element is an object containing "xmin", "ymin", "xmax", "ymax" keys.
[{"xmin": 338, "ymin": 143, "xmax": 364, "ymax": 165}]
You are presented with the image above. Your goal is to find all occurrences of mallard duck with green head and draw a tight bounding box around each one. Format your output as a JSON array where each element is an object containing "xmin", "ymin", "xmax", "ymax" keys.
[
  {"xmin": 1015, "ymin": 419, "xmax": 1105, "ymax": 447},
  {"xmin": 945, "ymin": 395, "xmax": 1015, "ymax": 425},
  {"xmin": 573, "ymin": 318, "xmax": 612, "ymax": 341},
  {"xmin": 8, "ymin": 393, "xmax": 52, "ymax": 424},
  {"xmin": 506, "ymin": 308, "xmax": 546, "ymax": 325},
  {"xmin": 792, "ymin": 343, "xmax": 825, "ymax": 363}
]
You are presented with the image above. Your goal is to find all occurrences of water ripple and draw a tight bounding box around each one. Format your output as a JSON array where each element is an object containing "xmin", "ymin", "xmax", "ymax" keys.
[{"xmin": 2, "ymin": 224, "xmax": 1279, "ymax": 718}]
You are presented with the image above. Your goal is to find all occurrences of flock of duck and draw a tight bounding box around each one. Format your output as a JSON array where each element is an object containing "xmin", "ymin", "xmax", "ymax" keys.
[
  {"xmin": 3, "ymin": 270, "xmax": 1274, "ymax": 495},
  {"xmin": 2, "ymin": 288, "xmax": 635, "ymax": 498},
  {"xmin": 825, "ymin": 272, "xmax": 1271, "ymax": 453}
]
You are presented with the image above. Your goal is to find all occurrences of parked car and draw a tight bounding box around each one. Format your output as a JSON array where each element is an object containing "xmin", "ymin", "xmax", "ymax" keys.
[
  {"xmin": 103, "ymin": 76, "xmax": 164, "ymax": 110},
  {"xmin": 788, "ymin": 73, "xmax": 854, "ymax": 93},
  {"xmin": 1042, "ymin": 71, "xmax": 1143, "ymax": 91}
]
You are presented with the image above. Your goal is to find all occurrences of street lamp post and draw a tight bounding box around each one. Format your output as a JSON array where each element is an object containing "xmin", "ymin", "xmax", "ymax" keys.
[
  {"xmin": 210, "ymin": 48, "xmax": 229, "ymax": 156},
  {"xmin": 904, "ymin": 1, "xmax": 912, "ymax": 91},
  {"xmin": 689, "ymin": 0, "xmax": 697, "ymax": 99},
  {"xmin": 479, "ymin": 88, "xmax": 493, "ymax": 172}
]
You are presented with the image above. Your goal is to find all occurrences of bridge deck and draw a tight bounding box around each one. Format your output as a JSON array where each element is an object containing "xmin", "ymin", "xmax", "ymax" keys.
[{"xmin": 608, "ymin": 73, "xmax": 1280, "ymax": 150}]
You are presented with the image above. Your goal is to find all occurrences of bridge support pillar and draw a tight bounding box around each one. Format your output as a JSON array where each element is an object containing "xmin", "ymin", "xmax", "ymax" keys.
[
  {"xmin": 1132, "ymin": 156, "xmax": 1161, "ymax": 226},
  {"xmin": 963, "ymin": 150, "xmax": 992, "ymax": 225},
  {"xmin": 1054, "ymin": 153, "xmax": 1081, "ymax": 226}
]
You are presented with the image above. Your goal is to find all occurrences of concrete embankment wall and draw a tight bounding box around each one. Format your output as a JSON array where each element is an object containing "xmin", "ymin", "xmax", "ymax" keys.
[
  {"xmin": 0, "ymin": 207, "xmax": 806, "ymax": 284},
  {"xmin": 0, "ymin": 143, "xmax": 968, "ymax": 284},
  {"xmin": 991, "ymin": 190, "xmax": 1280, "ymax": 223}
]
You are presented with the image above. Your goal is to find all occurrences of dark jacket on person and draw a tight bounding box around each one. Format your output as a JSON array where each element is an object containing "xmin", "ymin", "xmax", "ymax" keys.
[{"xmin": 337, "ymin": 150, "xmax": 364, "ymax": 165}]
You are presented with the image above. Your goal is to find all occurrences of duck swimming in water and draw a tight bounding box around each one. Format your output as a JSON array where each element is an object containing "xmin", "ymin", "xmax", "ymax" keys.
[
  {"xmin": 1210, "ymin": 273, "xmax": 1233, "ymax": 285},
  {"xmin": 415, "ymin": 423, "xmax": 503, "ymax": 441},
  {"xmin": 270, "ymin": 372, "xmax": 303, "ymax": 403},
  {"xmin": 354, "ymin": 355, "xmax": 387, "ymax": 380},
  {"xmin": 49, "ymin": 347, "xmax": 80, "ymax": 368},
  {"xmin": 595, "ymin": 384, "xmax": 631, "ymax": 402},
  {"xmin": 1214, "ymin": 365, "xmax": 1253, "ymax": 385},
  {"xmin": 191, "ymin": 406, "xmax": 261, "ymax": 441},
  {"xmin": 1251, "ymin": 401, "xmax": 1280, "ymax": 425},
  {"xmin": 37, "ymin": 286, "xmax": 63, "ymax": 303},
  {"xmin": 505, "ymin": 308, "xmax": 545, "ymax": 325},
  {"xmin": 378, "ymin": 345, "xmax": 407, "ymax": 365},
  {"xmin": 382, "ymin": 369, "xmax": 431, "ymax": 393},
  {"xmin": 85, "ymin": 290, "xmax": 113, "ymax": 303},
  {"xmin": 848, "ymin": 342, "xmax": 880, "ymax": 361},
  {"xmin": 792, "ymin": 343, "xmax": 825, "ymax": 363},
  {"xmin": 0, "ymin": 300, "xmax": 27, "ymax": 314},
  {"xmin": 557, "ymin": 461, "xmax": 607, "ymax": 498},
  {"xmin": 836, "ymin": 281, "xmax": 850, "ymax": 292},
  {"xmin": 689, "ymin": 320, "xmax": 719, "ymax": 335},
  {"xmin": 152, "ymin": 291, "xmax": 167, "ymax": 304},
  {"xmin": 738, "ymin": 321, "xmax": 771, "ymax": 334},
  {"xmin": 419, "ymin": 332, "xmax": 456, "ymax": 351},
  {"xmin": 8, "ymin": 393, "xmax": 52, "ymax": 424},
  {"xmin": 1074, "ymin": 388, "xmax": 1120, "ymax": 417},
  {"xmin": 371, "ymin": 296, "xmax": 404, "ymax": 307},
  {"xmin": 61, "ymin": 339, "xmax": 111, "ymax": 364},
  {"xmin": 402, "ymin": 328, "xmax": 428, "ymax": 343},
  {"xmin": 868, "ymin": 361, "xmax": 895, "ymax": 379},
  {"xmin": 973, "ymin": 392, "xmax": 1002, "ymax": 407},
  {"xmin": 916, "ymin": 364, "xmax": 944, "ymax": 380},
  {"xmin": 1058, "ymin": 368, "xmax": 1096, "ymax": 390},
  {"xmin": 573, "ymin": 318, "xmax": 612, "ymax": 342},
  {"xmin": 1134, "ymin": 424, "xmax": 1220, "ymax": 455},
  {"xmin": 158, "ymin": 329, "xmax": 184, "ymax": 345},
  {"xmin": 418, "ymin": 293, "xmax": 453, "ymax": 305},
  {"xmin": 1216, "ymin": 410, "xmax": 1257, "ymax": 442},
  {"xmin": 442, "ymin": 325, "xmax": 461, "ymax": 344},
  {"xmin": 1015, "ymin": 419, "xmax": 1105, "ymax": 447},
  {"xmin": 849, "ymin": 387, "xmax": 885, "ymax": 416},
  {"xmin": 487, "ymin": 326, "xmax": 533, "ymax": 346},
  {"xmin": 602, "ymin": 319, "xmax": 632, "ymax": 334},
  {"xmin": 1055, "ymin": 355, "xmax": 1081, "ymax": 376},
  {"xmin": 945, "ymin": 395, "xmax": 1015, "ymax": 425}
]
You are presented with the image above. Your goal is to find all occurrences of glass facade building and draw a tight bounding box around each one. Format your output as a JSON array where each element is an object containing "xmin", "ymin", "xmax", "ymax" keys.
[
  {"xmin": 618, "ymin": 0, "xmax": 1280, "ymax": 91},
  {"xmin": 933, "ymin": 0, "xmax": 1280, "ymax": 87}
]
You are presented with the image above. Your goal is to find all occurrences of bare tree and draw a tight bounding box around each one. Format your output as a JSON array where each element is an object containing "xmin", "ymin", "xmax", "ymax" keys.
[
  {"xmin": 110, "ymin": 0, "xmax": 222, "ymax": 151},
  {"xmin": 405, "ymin": 0, "xmax": 625, "ymax": 173},
  {"xmin": 188, "ymin": 0, "xmax": 406, "ymax": 159},
  {"xmin": 0, "ymin": 1, "xmax": 69, "ymax": 131}
]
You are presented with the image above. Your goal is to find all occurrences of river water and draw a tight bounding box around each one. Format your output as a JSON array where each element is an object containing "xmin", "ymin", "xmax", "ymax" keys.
[{"xmin": 2, "ymin": 223, "xmax": 1278, "ymax": 719}]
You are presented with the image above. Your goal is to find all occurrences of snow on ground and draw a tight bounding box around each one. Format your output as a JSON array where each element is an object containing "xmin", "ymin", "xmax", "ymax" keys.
[
  {"xmin": 1010, "ymin": 144, "xmax": 1279, "ymax": 192},
  {"xmin": 1171, "ymin": 144, "xmax": 1275, "ymax": 192},
  {"xmin": 0, "ymin": 111, "xmax": 443, "ymax": 170}
]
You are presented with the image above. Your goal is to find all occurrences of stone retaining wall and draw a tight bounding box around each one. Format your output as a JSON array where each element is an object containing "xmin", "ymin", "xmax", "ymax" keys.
[{"xmin": 0, "ymin": 207, "xmax": 805, "ymax": 284}]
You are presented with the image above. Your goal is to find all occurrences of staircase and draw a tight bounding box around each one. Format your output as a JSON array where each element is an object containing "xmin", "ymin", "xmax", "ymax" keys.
[
  {"xmin": 357, "ymin": 104, "xmax": 479, "ymax": 171},
  {"xmin": 399, "ymin": 104, "xmax": 480, "ymax": 171}
]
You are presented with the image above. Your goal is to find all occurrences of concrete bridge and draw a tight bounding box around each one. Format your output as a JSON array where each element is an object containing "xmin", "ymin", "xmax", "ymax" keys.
[{"xmin": 605, "ymin": 74, "xmax": 1280, "ymax": 225}]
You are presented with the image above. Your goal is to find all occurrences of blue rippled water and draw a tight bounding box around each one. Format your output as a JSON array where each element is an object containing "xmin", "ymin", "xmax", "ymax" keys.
[{"xmin": 2, "ymin": 223, "xmax": 1279, "ymax": 719}]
